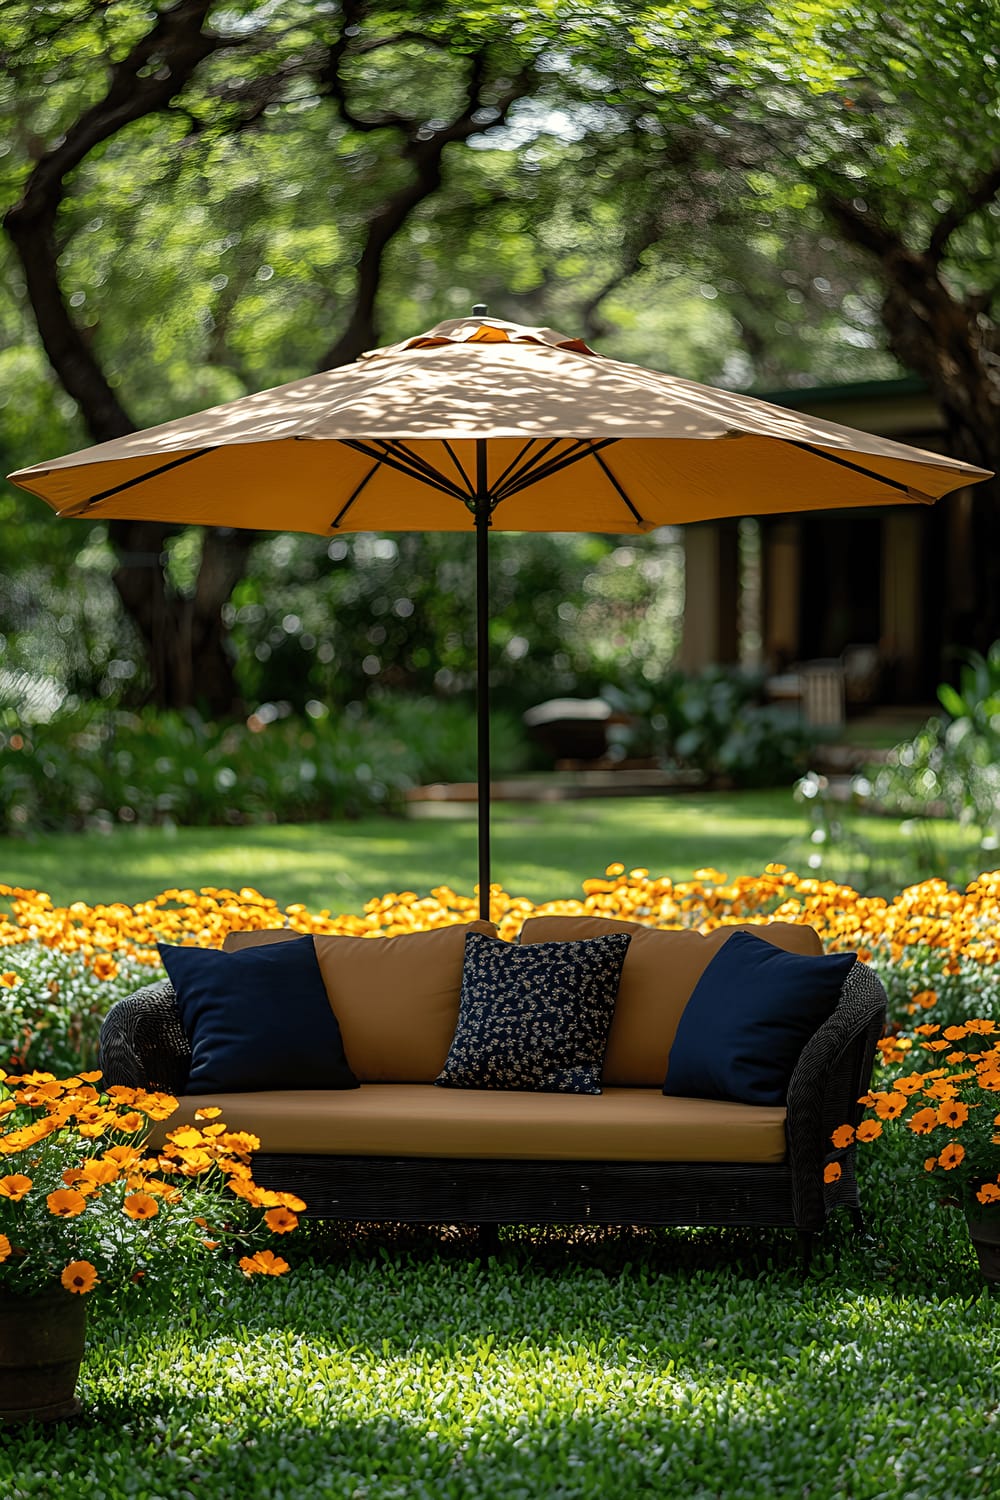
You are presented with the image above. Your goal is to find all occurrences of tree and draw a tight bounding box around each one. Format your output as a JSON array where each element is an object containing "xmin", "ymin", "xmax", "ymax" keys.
[{"xmin": 0, "ymin": 0, "xmax": 551, "ymax": 711}]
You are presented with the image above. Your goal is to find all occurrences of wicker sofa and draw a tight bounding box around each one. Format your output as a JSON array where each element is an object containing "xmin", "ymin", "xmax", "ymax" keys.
[{"xmin": 98, "ymin": 916, "xmax": 886, "ymax": 1260}]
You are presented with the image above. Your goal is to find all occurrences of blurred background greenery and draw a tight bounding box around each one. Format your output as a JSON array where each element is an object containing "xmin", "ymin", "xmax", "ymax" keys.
[{"xmin": 1, "ymin": 0, "xmax": 998, "ymax": 896}]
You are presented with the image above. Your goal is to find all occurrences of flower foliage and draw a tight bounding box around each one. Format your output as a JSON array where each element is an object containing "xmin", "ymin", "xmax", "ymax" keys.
[
  {"xmin": 831, "ymin": 1019, "xmax": 1000, "ymax": 1211},
  {"xmin": 0, "ymin": 1070, "xmax": 302, "ymax": 1296}
]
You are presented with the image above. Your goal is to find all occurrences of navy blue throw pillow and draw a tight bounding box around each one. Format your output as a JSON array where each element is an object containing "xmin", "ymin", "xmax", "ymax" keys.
[
  {"xmin": 159, "ymin": 936, "xmax": 358, "ymax": 1094},
  {"xmin": 663, "ymin": 931, "xmax": 856, "ymax": 1106},
  {"xmin": 436, "ymin": 930, "xmax": 630, "ymax": 1094}
]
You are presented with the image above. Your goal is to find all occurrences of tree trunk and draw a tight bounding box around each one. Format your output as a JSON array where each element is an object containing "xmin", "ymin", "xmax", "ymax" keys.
[{"xmin": 108, "ymin": 521, "xmax": 257, "ymax": 714}]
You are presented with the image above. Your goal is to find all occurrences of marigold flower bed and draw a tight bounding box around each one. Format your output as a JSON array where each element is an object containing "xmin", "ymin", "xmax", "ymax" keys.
[{"xmin": 3, "ymin": 863, "xmax": 1000, "ymax": 1074}]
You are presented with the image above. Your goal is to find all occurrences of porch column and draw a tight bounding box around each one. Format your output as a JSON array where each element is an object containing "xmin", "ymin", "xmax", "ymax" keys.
[{"xmin": 678, "ymin": 520, "xmax": 740, "ymax": 671}]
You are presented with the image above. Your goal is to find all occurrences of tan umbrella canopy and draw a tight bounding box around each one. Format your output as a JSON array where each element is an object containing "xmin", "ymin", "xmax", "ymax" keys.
[{"xmin": 8, "ymin": 313, "xmax": 992, "ymax": 916}]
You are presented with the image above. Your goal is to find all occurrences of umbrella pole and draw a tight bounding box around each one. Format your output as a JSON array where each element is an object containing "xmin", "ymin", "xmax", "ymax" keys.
[{"xmin": 475, "ymin": 442, "xmax": 492, "ymax": 923}]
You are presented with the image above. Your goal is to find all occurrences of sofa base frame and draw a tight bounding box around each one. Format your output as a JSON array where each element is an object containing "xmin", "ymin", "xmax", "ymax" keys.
[{"xmin": 250, "ymin": 1151, "xmax": 861, "ymax": 1231}]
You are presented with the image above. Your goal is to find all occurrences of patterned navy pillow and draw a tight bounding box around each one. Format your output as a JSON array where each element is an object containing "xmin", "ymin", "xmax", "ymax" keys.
[{"xmin": 435, "ymin": 930, "xmax": 631, "ymax": 1094}]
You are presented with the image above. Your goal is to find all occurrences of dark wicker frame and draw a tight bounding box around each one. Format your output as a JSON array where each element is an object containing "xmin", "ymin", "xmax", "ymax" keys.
[{"xmin": 98, "ymin": 961, "xmax": 886, "ymax": 1236}]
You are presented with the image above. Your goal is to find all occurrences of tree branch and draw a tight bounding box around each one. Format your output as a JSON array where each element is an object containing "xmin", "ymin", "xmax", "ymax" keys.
[
  {"xmin": 928, "ymin": 158, "xmax": 1000, "ymax": 263},
  {"xmin": 4, "ymin": 0, "xmax": 236, "ymax": 442},
  {"xmin": 317, "ymin": 34, "xmax": 537, "ymax": 369}
]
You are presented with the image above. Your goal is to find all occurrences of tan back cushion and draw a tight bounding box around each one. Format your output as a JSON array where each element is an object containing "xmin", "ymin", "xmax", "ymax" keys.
[
  {"xmin": 518, "ymin": 917, "xmax": 823, "ymax": 1087},
  {"xmin": 223, "ymin": 921, "xmax": 497, "ymax": 1081}
]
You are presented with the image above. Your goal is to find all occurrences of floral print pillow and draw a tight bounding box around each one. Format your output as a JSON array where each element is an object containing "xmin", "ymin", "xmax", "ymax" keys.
[{"xmin": 435, "ymin": 931, "xmax": 631, "ymax": 1094}]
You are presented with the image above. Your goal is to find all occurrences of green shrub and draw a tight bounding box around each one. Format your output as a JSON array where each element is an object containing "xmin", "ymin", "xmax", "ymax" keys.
[
  {"xmin": 0, "ymin": 696, "xmax": 535, "ymax": 836},
  {"xmin": 872, "ymin": 644, "xmax": 1000, "ymax": 849},
  {"xmin": 607, "ymin": 666, "xmax": 817, "ymax": 787}
]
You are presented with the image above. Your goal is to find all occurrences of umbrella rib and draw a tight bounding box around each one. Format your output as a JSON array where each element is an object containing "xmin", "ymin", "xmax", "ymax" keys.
[
  {"xmin": 491, "ymin": 438, "xmax": 562, "ymax": 497},
  {"xmin": 496, "ymin": 438, "xmax": 620, "ymax": 502},
  {"xmin": 330, "ymin": 459, "xmax": 381, "ymax": 530},
  {"xmin": 588, "ymin": 445, "xmax": 646, "ymax": 526},
  {"xmin": 440, "ymin": 440, "xmax": 475, "ymax": 497},
  {"xmin": 67, "ymin": 447, "xmax": 215, "ymax": 512},
  {"xmin": 785, "ymin": 440, "xmax": 933, "ymax": 500},
  {"xmin": 342, "ymin": 439, "xmax": 469, "ymax": 501},
  {"xmin": 392, "ymin": 439, "xmax": 473, "ymax": 498}
]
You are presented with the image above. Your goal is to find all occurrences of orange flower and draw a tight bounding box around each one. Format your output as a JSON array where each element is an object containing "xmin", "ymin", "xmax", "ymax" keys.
[
  {"xmin": 123, "ymin": 1192, "xmax": 159, "ymax": 1220},
  {"xmin": 874, "ymin": 1092, "xmax": 907, "ymax": 1120},
  {"xmin": 907, "ymin": 1108, "xmax": 940, "ymax": 1136},
  {"xmin": 893, "ymin": 1076, "xmax": 925, "ymax": 1096},
  {"xmin": 856, "ymin": 1120, "xmax": 883, "ymax": 1143},
  {"xmin": 114, "ymin": 1111, "xmax": 147, "ymax": 1133},
  {"xmin": 264, "ymin": 1206, "xmax": 299, "ymax": 1234},
  {"xmin": 937, "ymin": 1100, "xmax": 969, "ymax": 1129},
  {"xmin": 193, "ymin": 1107, "xmax": 223, "ymax": 1121},
  {"xmin": 103, "ymin": 1145, "xmax": 142, "ymax": 1169},
  {"xmin": 0, "ymin": 1234, "xmax": 10, "ymax": 1262},
  {"xmin": 239, "ymin": 1249, "xmax": 289, "ymax": 1277},
  {"xmin": 80, "ymin": 1158, "xmax": 120, "ymax": 1185},
  {"xmin": 976, "ymin": 1183, "xmax": 1000, "ymax": 1205},
  {"xmin": 90, "ymin": 953, "xmax": 119, "ymax": 981},
  {"xmin": 47, "ymin": 1188, "xmax": 87, "ymax": 1217},
  {"xmin": 0, "ymin": 1173, "xmax": 32, "ymax": 1200},
  {"xmin": 61, "ymin": 1260, "xmax": 99, "ymax": 1295},
  {"xmin": 909, "ymin": 990, "xmax": 937, "ymax": 1011},
  {"xmin": 823, "ymin": 1163, "xmax": 842, "ymax": 1184},
  {"xmin": 830, "ymin": 1125, "xmax": 855, "ymax": 1149},
  {"xmin": 937, "ymin": 1142, "xmax": 966, "ymax": 1171}
]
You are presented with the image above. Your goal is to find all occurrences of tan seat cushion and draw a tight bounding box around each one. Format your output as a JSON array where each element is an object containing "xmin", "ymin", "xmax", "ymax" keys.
[
  {"xmin": 518, "ymin": 917, "xmax": 823, "ymax": 1087},
  {"xmin": 223, "ymin": 921, "xmax": 496, "ymax": 1082},
  {"xmin": 156, "ymin": 1083, "xmax": 787, "ymax": 1164}
]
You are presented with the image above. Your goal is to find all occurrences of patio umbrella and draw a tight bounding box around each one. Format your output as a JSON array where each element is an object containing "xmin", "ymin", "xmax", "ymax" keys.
[{"xmin": 8, "ymin": 313, "xmax": 992, "ymax": 918}]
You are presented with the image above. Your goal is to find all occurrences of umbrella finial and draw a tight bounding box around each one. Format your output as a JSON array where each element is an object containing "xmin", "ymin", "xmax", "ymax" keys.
[{"xmin": 471, "ymin": 303, "xmax": 488, "ymax": 315}]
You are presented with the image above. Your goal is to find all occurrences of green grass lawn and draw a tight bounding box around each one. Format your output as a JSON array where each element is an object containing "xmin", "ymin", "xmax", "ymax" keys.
[
  {"xmin": 6, "ymin": 1179, "xmax": 999, "ymax": 1499},
  {"xmin": 0, "ymin": 789, "xmax": 985, "ymax": 911}
]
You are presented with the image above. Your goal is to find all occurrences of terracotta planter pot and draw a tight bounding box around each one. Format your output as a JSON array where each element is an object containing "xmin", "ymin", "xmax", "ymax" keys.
[
  {"xmin": 0, "ymin": 1285, "xmax": 88, "ymax": 1424},
  {"xmin": 965, "ymin": 1208, "xmax": 1000, "ymax": 1284}
]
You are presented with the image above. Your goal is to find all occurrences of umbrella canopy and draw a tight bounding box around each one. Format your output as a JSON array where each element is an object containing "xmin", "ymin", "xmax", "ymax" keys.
[
  {"xmin": 8, "ymin": 314, "xmax": 993, "ymax": 918},
  {"xmin": 9, "ymin": 315, "xmax": 989, "ymax": 530}
]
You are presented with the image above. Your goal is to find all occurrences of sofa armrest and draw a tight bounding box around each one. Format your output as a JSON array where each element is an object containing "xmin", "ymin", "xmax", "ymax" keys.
[
  {"xmin": 98, "ymin": 981, "xmax": 192, "ymax": 1094},
  {"xmin": 784, "ymin": 959, "xmax": 887, "ymax": 1228}
]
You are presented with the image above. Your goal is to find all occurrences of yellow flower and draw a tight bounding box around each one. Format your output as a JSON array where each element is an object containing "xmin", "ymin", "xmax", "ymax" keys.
[
  {"xmin": 47, "ymin": 1188, "xmax": 87, "ymax": 1217},
  {"xmin": 61, "ymin": 1260, "xmax": 99, "ymax": 1294},
  {"xmin": 123, "ymin": 1193, "xmax": 159, "ymax": 1220},
  {"xmin": 0, "ymin": 1173, "xmax": 32, "ymax": 1200},
  {"xmin": 194, "ymin": 1106, "xmax": 223, "ymax": 1120}
]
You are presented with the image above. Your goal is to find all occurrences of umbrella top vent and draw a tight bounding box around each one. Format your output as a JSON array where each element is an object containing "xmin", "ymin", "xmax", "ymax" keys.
[{"xmin": 362, "ymin": 315, "xmax": 598, "ymax": 361}]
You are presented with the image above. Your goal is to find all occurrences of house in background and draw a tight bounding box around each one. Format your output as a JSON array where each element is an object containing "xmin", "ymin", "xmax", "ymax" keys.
[{"xmin": 679, "ymin": 375, "xmax": 979, "ymax": 714}]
